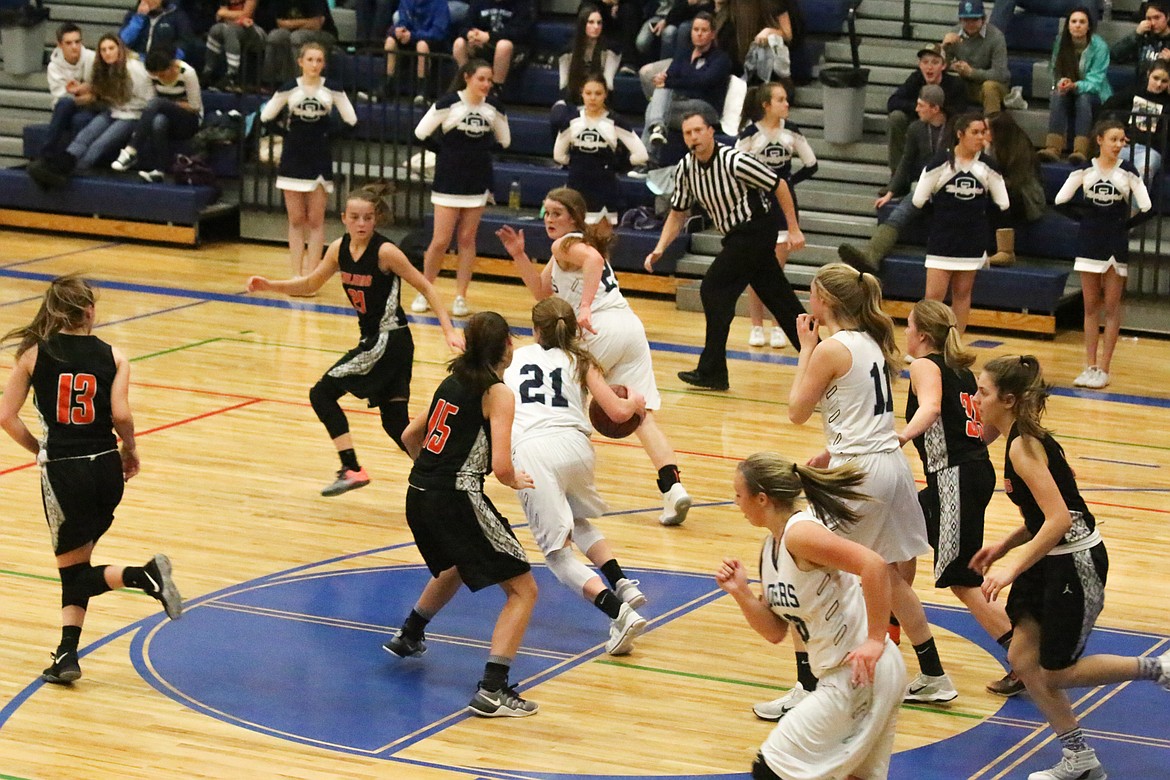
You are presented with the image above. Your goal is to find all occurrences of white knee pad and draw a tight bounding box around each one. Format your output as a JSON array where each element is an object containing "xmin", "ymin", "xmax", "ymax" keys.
[
  {"xmin": 571, "ymin": 518, "xmax": 605, "ymax": 556},
  {"xmin": 546, "ymin": 546, "xmax": 597, "ymax": 596}
]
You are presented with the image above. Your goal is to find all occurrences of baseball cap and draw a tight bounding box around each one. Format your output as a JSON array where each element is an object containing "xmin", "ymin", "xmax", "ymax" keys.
[
  {"xmin": 958, "ymin": 0, "xmax": 985, "ymax": 19},
  {"xmin": 918, "ymin": 84, "xmax": 946, "ymax": 107},
  {"xmin": 917, "ymin": 43, "xmax": 947, "ymax": 60}
]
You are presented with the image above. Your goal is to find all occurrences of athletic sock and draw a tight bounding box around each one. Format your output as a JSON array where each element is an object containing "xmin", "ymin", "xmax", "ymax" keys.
[
  {"xmin": 599, "ymin": 559, "xmax": 625, "ymax": 589},
  {"xmin": 795, "ymin": 651, "xmax": 818, "ymax": 692},
  {"xmin": 121, "ymin": 565, "xmax": 149, "ymax": 591},
  {"xmin": 402, "ymin": 609, "xmax": 430, "ymax": 640},
  {"xmin": 1138, "ymin": 656, "xmax": 1163, "ymax": 680},
  {"xmin": 481, "ymin": 659, "xmax": 511, "ymax": 691},
  {"xmin": 338, "ymin": 448, "xmax": 360, "ymax": 471},
  {"xmin": 913, "ymin": 638, "xmax": 946, "ymax": 677},
  {"xmin": 1058, "ymin": 727, "xmax": 1089, "ymax": 753},
  {"xmin": 656, "ymin": 465, "xmax": 680, "ymax": 494},
  {"xmin": 593, "ymin": 589, "xmax": 623, "ymax": 619},
  {"xmin": 58, "ymin": 625, "xmax": 83, "ymax": 654}
]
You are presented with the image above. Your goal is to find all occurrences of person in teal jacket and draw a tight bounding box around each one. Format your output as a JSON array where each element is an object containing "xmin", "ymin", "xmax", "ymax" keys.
[{"xmin": 1039, "ymin": 6, "xmax": 1112, "ymax": 164}]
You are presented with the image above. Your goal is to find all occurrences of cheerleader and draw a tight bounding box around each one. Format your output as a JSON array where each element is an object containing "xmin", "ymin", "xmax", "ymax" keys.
[
  {"xmin": 505, "ymin": 297, "xmax": 650, "ymax": 655},
  {"xmin": 497, "ymin": 187, "xmax": 693, "ymax": 527},
  {"xmin": 246, "ymin": 183, "xmax": 464, "ymax": 497},
  {"xmin": 1054, "ymin": 119, "xmax": 1152, "ymax": 390},
  {"xmin": 911, "ymin": 112, "xmax": 1010, "ymax": 333},
  {"xmin": 413, "ymin": 59, "xmax": 511, "ymax": 318},
  {"xmin": 260, "ymin": 41, "xmax": 358, "ymax": 278},
  {"xmin": 553, "ymin": 74, "xmax": 648, "ymax": 239},
  {"xmin": 736, "ymin": 81, "xmax": 817, "ymax": 349},
  {"xmin": 972, "ymin": 356, "xmax": 1170, "ymax": 780}
]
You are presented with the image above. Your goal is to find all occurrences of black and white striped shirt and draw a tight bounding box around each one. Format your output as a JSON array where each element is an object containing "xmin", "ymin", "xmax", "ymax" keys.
[{"xmin": 669, "ymin": 144, "xmax": 781, "ymax": 235}]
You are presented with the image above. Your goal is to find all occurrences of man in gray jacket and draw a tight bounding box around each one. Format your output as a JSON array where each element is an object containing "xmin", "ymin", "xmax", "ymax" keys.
[{"xmin": 942, "ymin": 0, "xmax": 1010, "ymax": 114}]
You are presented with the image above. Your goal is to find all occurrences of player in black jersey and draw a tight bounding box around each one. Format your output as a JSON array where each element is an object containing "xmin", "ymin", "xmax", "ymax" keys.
[
  {"xmin": 247, "ymin": 183, "xmax": 465, "ymax": 496},
  {"xmin": 1, "ymin": 275, "xmax": 182, "ymax": 685},
  {"xmin": 384, "ymin": 311, "xmax": 541, "ymax": 718},
  {"xmin": 899, "ymin": 299, "xmax": 1019, "ymax": 697},
  {"xmin": 972, "ymin": 355, "xmax": 1170, "ymax": 780}
]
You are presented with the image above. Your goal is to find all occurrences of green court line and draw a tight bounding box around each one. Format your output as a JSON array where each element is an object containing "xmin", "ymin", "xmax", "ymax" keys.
[
  {"xmin": 0, "ymin": 568, "xmax": 148, "ymax": 598},
  {"xmin": 0, "ymin": 772, "xmax": 32, "ymax": 780},
  {"xmin": 596, "ymin": 659, "xmax": 984, "ymax": 720},
  {"xmin": 131, "ymin": 337, "xmax": 225, "ymax": 363}
]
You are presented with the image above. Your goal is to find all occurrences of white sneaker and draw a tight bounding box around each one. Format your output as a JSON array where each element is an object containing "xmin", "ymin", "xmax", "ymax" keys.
[
  {"xmin": 1073, "ymin": 366, "xmax": 1096, "ymax": 387},
  {"xmin": 111, "ymin": 146, "xmax": 137, "ymax": 172},
  {"xmin": 605, "ymin": 602, "xmax": 647, "ymax": 655},
  {"xmin": 1026, "ymin": 747, "xmax": 1106, "ymax": 780},
  {"xmin": 648, "ymin": 124, "xmax": 667, "ymax": 146},
  {"xmin": 659, "ymin": 482, "xmax": 692, "ymax": 526},
  {"xmin": 770, "ymin": 326, "xmax": 788, "ymax": 349},
  {"xmin": 410, "ymin": 292, "xmax": 429, "ymax": 313},
  {"xmin": 451, "ymin": 295, "xmax": 470, "ymax": 317},
  {"xmin": 748, "ymin": 325, "xmax": 766, "ymax": 346},
  {"xmin": 1004, "ymin": 85, "xmax": 1030, "ymax": 110},
  {"xmin": 613, "ymin": 577, "xmax": 647, "ymax": 608},
  {"xmin": 904, "ymin": 672, "xmax": 958, "ymax": 702},
  {"xmin": 138, "ymin": 169, "xmax": 164, "ymax": 183},
  {"xmin": 1083, "ymin": 367, "xmax": 1109, "ymax": 389},
  {"xmin": 752, "ymin": 683, "xmax": 809, "ymax": 721}
]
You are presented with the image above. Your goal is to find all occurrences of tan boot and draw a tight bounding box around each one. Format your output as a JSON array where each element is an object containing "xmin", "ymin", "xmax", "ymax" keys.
[
  {"xmin": 1036, "ymin": 132, "xmax": 1064, "ymax": 162},
  {"xmin": 1067, "ymin": 135, "xmax": 1091, "ymax": 165},
  {"xmin": 988, "ymin": 227, "xmax": 1015, "ymax": 267}
]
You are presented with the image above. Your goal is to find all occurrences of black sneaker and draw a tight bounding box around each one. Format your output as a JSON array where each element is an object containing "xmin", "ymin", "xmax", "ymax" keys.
[
  {"xmin": 42, "ymin": 649, "xmax": 81, "ymax": 684},
  {"xmin": 142, "ymin": 553, "xmax": 183, "ymax": 620},
  {"xmin": 383, "ymin": 631, "xmax": 427, "ymax": 658},
  {"xmin": 677, "ymin": 370, "xmax": 729, "ymax": 391},
  {"xmin": 468, "ymin": 683, "xmax": 538, "ymax": 717}
]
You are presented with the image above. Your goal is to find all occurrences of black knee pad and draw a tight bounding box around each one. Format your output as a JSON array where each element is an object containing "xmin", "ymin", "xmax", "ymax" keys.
[
  {"xmin": 379, "ymin": 400, "xmax": 410, "ymax": 454},
  {"xmin": 59, "ymin": 563, "xmax": 109, "ymax": 609},
  {"xmin": 309, "ymin": 379, "xmax": 349, "ymax": 439}
]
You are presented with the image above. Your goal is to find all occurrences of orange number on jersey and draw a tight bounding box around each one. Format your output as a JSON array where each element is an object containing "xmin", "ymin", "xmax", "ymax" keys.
[
  {"xmin": 56, "ymin": 373, "xmax": 97, "ymax": 425},
  {"xmin": 959, "ymin": 392, "xmax": 983, "ymax": 439},
  {"xmin": 424, "ymin": 399, "xmax": 460, "ymax": 454},
  {"xmin": 346, "ymin": 288, "xmax": 367, "ymax": 315}
]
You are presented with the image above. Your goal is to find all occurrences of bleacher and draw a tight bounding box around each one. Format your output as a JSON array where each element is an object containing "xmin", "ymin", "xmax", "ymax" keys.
[{"xmin": 0, "ymin": 0, "xmax": 1165, "ymax": 330}]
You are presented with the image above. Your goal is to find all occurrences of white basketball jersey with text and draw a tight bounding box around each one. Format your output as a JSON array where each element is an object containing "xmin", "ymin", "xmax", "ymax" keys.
[
  {"xmin": 505, "ymin": 343, "xmax": 591, "ymax": 445},
  {"xmin": 822, "ymin": 330, "xmax": 900, "ymax": 457},
  {"xmin": 550, "ymin": 233, "xmax": 627, "ymax": 315}
]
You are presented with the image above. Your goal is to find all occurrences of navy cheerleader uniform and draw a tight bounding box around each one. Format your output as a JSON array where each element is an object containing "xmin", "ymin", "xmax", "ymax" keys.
[
  {"xmin": 906, "ymin": 353, "xmax": 995, "ymax": 588},
  {"xmin": 1002, "ymin": 424, "xmax": 1108, "ymax": 670},
  {"xmin": 415, "ymin": 90, "xmax": 511, "ymax": 208},
  {"xmin": 260, "ymin": 76, "xmax": 358, "ymax": 192},
  {"xmin": 735, "ymin": 119, "xmax": 818, "ymax": 240},
  {"xmin": 553, "ymin": 108, "xmax": 647, "ymax": 224},
  {"xmin": 1054, "ymin": 158, "xmax": 1152, "ymax": 277},
  {"xmin": 406, "ymin": 374, "xmax": 530, "ymax": 590},
  {"xmin": 912, "ymin": 150, "xmax": 1010, "ymax": 271}
]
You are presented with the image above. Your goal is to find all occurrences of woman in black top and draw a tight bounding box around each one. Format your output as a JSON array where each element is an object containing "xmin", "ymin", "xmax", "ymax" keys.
[
  {"xmin": 972, "ymin": 355, "xmax": 1170, "ymax": 780},
  {"xmin": 1100, "ymin": 59, "xmax": 1170, "ymax": 181},
  {"xmin": 0, "ymin": 275, "xmax": 182, "ymax": 685}
]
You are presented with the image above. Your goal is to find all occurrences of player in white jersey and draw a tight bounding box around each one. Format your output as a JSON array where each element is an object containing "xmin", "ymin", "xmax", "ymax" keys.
[
  {"xmin": 717, "ymin": 452, "xmax": 905, "ymax": 780},
  {"xmin": 496, "ymin": 186, "xmax": 693, "ymax": 526},
  {"xmin": 782, "ymin": 263, "xmax": 957, "ymax": 709},
  {"xmin": 504, "ymin": 297, "xmax": 650, "ymax": 655}
]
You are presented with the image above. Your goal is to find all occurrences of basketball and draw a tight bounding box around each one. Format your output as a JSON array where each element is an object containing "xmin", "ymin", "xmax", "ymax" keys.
[{"xmin": 588, "ymin": 384, "xmax": 643, "ymax": 439}]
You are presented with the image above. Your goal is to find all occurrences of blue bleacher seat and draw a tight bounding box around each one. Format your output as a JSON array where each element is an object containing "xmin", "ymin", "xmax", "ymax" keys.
[
  {"xmin": 0, "ymin": 169, "xmax": 219, "ymax": 226},
  {"xmin": 491, "ymin": 161, "xmax": 655, "ymax": 211},
  {"xmin": 877, "ymin": 201, "xmax": 1080, "ymax": 260},
  {"xmin": 880, "ymin": 254, "xmax": 1071, "ymax": 314},
  {"xmin": 22, "ymin": 124, "xmax": 242, "ymax": 179}
]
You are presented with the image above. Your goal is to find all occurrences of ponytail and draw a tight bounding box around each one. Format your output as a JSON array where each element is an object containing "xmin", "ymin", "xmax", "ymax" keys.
[
  {"xmin": 531, "ymin": 297, "xmax": 600, "ymax": 385},
  {"xmin": 738, "ymin": 452, "xmax": 869, "ymax": 527},
  {"xmin": 2, "ymin": 273, "xmax": 96, "ymax": 359},
  {"xmin": 812, "ymin": 263, "xmax": 900, "ymax": 377},
  {"xmin": 982, "ymin": 354, "xmax": 1051, "ymax": 438},
  {"xmin": 345, "ymin": 181, "xmax": 394, "ymax": 225},
  {"xmin": 910, "ymin": 299, "xmax": 975, "ymax": 370}
]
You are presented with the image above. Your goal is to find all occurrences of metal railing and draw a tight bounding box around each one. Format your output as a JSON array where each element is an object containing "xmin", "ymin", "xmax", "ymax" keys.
[{"xmin": 1124, "ymin": 111, "xmax": 1170, "ymax": 299}]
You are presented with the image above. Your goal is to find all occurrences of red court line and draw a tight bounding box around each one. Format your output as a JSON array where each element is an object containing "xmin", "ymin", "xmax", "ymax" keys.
[{"xmin": 0, "ymin": 398, "xmax": 264, "ymax": 476}]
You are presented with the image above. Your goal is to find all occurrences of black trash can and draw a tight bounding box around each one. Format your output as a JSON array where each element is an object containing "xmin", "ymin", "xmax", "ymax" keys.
[{"xmin": 819, "ymin": 66, "xmax": 870, "ymax": 144}]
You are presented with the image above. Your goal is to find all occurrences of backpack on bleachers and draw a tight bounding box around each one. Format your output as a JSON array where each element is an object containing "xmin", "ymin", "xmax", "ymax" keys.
[{"xmin": 172, "ymin": 154, "xmax": 218, "ymax": 195}]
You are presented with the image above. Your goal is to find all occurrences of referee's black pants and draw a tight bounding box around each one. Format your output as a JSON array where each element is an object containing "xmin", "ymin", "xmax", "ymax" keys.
[{"xmin": 695, "ymin": 216, "xmax": 805, "ymax": 381}]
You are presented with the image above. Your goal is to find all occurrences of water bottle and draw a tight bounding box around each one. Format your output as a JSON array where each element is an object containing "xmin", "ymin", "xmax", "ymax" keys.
[{"xmin": 508, "ymin": 179, "xmax": 522, "ymax": 211}]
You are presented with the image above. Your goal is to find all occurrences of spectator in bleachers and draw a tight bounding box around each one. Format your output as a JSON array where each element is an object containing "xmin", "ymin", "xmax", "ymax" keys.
[
  {"xmin": 383, "ymin": 0, "xmax": 450, "ymax": 103},
  {"xmin": 28, "ymin": 34, "xmax": 156, "ymax": 189},
  {"xmin": 839, "ymin": 84, "xmax": 951, "ymax": 273},
  {"xmin": 261, "ymin": 41, "xmax": 357, "ymax": 276},
  {"xmin": 549, "ymin": 5, "xmax": 620, "ymax": 134},
  {"xmin": 639, "ymin": 12, "xmax": 731, "ymax": 162},
  {"xmin": 989, "ymin": 0, "xmax": 1086, "ymax": 39},
  {"xmin": 1110, "ymin": 0, "xmax": 1170, "ymax": 75},
  {"xmin": 553, "ymin": 74, "xmax": 648, "ymax": 238},
  {"xmin": 112, "ymin": 47, "xmax": 203, "ymax": 182},
  {"xmin": 43, "ymin": 23, "xmax": 97, "ymax": 159},
  {"xmin": 637, "ymin": 0, "xmax": 713, "ymax": 64},
  {"xmin": 736, "ymin": 81, "xmax": 816, "ymax": 350},
  {"xmin": 911, "ymin": 112, "xmax": 1010, "ymax": 333},
  {"xmin": 120, "ymin": 0, "xmax": 197, "ymax": 61},
  {"xmin": 352, "ymin": 0, "xmax": 397, "ymax": 46},
  {"xmin": 201, "ymin": 0, "xmax": 266, "ymax": 91},
  {"xmin": 1101, "ymin": 58, "xmax": 1170, "ymax": 179},
  {"xmin": 413, "ymin": 59, "xmax": 510, "ymax": 317},
  {"xmin": 259, "ymin": 0, "xmax": 338, "ymax": 88},
  {"xmin": 595, "ymin": 0, "xmax": 642, "ymax": 72},
  {"xmin": 886, "ymin": 44, "xmax": 967, "ymax": 172},
  {"xmin": 451, "ymin": 0, "xmax": 535, "ymax": 96},
  {"xmin": 713, "ymin": 0, "xmax": 802, "ymax": 77},
  {"xmin": 986, "ymin": 110, "xmax": 1046, "ymax": 266},
  {"xmin": 942, "ymin": 0, "xmax": 1011, "ymax": 115},
  {"xmin": 1037, "ymin": 6, "xmax": 1112, "ymax": 164}
]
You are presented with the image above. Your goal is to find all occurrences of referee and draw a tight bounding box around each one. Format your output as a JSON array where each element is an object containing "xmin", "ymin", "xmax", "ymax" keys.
[{"xmin": 645, "ymin": 109, "xmax": 806, "ymax": 391}]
